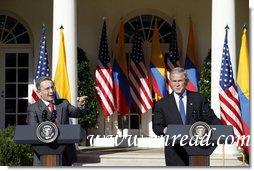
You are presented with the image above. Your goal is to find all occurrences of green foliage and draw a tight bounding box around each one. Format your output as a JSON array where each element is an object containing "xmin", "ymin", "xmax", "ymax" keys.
[
  {"xmin": 77, "ymin": 48, "xmax": 99, "ymax": 130},
  {"xmin": 199, "ymin": 49, "xmax": 211, "ymax": 103},
  {"xmin": 0, "ymin": 126, "xmax": 33, "ymax": 166}
]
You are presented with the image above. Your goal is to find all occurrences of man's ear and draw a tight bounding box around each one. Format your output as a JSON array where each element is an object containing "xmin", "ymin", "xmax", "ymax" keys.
[
  {"xmin": 36, "ymin": 89, "xmax": 41, "ymax": 96},
  {"xmin": 185, "ymin": 78, "xmax": 189, "ymax": 85},
  {"xmin": 169, "ymin": 80, "xmax": 173, "ymax": 87}
]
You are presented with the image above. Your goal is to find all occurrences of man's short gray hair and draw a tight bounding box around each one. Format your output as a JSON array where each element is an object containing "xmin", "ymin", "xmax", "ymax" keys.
[
  {"xmin": 36, "ymin": 76, "xmax": 53, "ymax": 90},
  {"xmin": 169, "ymin": 67, "xmax": 189, "ymax": 81}
]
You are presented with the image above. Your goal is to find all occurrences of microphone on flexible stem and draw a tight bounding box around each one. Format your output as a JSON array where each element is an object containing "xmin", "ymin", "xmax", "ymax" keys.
[
  {"xmin": 50, "ymin": 110, "xmax": 57, "ymax": 123},
  {"xmin": 42, "ymin": 110, "xmax": 48, "ymax": 121}
]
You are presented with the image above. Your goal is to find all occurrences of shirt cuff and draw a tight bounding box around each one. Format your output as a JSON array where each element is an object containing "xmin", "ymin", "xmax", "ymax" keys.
[
  {"xmin": 78, "ymin": 105, "xmax": 85, "ymax": 110},
  {"xmin": 163, "ymin": 127, "xmax": 168, "ymax": 134}
]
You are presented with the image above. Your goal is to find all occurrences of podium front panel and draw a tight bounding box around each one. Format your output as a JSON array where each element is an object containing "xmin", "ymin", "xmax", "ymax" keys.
[{"xmin": 14, "ymin": 124, "xmax": 86, "ymax": 144}]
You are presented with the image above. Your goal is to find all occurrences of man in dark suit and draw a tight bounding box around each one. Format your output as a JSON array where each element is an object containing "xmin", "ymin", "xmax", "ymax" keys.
[
  {"xmin": 27, "ymin": 76, "xmax": 87, "ymax": 166},
  {"xmin": 152, "ymin": 67, "xmax": 221, "ymax": 166}
]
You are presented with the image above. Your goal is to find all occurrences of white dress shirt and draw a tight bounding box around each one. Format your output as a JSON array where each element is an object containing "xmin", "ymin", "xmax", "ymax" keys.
[{"xmin": 41, "ymin": 99, "xmax": 55, "ymax": 111}]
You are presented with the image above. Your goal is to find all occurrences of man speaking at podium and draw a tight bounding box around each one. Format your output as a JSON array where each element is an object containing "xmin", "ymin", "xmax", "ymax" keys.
[
  {"xmin": 152, "ymin": 67, "xmax": 221, "ymax": 166},
  {"xmin": 27, "ymin": 76, "xmax": 87, "ymax": 166}
]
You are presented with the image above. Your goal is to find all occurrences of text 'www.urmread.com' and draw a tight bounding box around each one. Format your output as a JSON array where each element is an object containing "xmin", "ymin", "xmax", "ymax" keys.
[{"xmin": 86, "ymin": 128, "xmax": 250, "ymax": 147}]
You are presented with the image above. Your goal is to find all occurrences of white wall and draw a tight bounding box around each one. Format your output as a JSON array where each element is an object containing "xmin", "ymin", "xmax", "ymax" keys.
[
  {"xmin": 77, "ymin": 0, "xmax": 213, "ymax": 72},
  {"xmin": 0, "ymin": 0, "xmax": 53, "ymax": 84}
]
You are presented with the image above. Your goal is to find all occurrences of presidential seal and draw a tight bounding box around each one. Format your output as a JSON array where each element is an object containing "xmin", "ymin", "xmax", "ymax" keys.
[
  {"xmin": 36, "ymin": 121, "xmax": 59, "ymax": 143},
  {"xmin": 189, "ymin": 121, "xmax": 211, "ymax": 144}
]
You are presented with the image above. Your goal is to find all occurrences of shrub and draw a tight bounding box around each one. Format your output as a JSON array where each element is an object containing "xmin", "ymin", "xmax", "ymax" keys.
[
  {"xmin": 77, "ymin": 48, "xmax": 99, "ymax": 130},
  {"xmin": 199, "ymin": 49, "xmax": 211, "ymax": 104},
  {"xmin": 0, "ymin": 126, "xmax": 33, "ymax": 166}
]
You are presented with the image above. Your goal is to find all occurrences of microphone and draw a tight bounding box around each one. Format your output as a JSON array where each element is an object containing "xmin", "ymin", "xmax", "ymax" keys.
[
  {"xmin": 50, "ymin": 110, "xmax": 57, "ymax": 123},
  {"xmin": 42, "ymin": 110, "xmax": 48, "ymax": 121}
]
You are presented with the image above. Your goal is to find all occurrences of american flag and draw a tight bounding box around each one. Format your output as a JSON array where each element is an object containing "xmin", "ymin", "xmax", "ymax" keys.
[
  {"xmin": 165, "ymin": 19, "xmax": 180, "ymax": 94},
  {"xmin": 30, "ymin": 25, "xmax": 50, "ymax": 103},
  {"xmin": 129, "ymin": 29, "xmax": 153, "ymax": 114},
  {"xmin": 95, "ymin": 20, "xmax": 115, "ymax": 117},
  {"xmin": 219, "ymin": 27, "xmax": 244, "ymax": 145}
]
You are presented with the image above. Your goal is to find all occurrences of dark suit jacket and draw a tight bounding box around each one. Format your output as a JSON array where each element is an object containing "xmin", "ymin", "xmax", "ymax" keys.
[
  {"xmin": 152, "ymin": 91, "xmax": 221, "ymax": 166},
  {"xmin": 27, "ymin": 99, "xmax": 86, "ymax": 166}
]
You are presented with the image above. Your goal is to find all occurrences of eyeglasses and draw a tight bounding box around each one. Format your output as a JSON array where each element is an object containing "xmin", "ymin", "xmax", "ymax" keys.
[{"xmin": 40, "ymin": 86, "xmax": 55, "ymax": 92}]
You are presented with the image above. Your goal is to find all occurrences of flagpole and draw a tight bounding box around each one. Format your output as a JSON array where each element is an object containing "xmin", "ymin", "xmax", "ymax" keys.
[
  {"xmin": 122, "ymin": 115, "xmax": 124, "ymax": 137},
  {"xmin": 222, "ymin": 144, "xmax": 225, "ymax": 166},
  {"xmin": 139, "ymin": 114, "xmax": 141, "ymax": 137},
  {"xmin": 103, "ymin": 116, "xmax": 106, "ymax": 135},
  {"xmin": 106, "ymin": 116, "xmax": 110, "ymax": 135},
  {"xmin": 242, "ymin": 23, "xmax": 247, "ymax": 30},
  {"xmin": 103, "ymin": 116, "xmax": 110, "ymax": 135},
  {"xmin": 241, "ymin": 149, "xmax": 245, "ymax": 165}
]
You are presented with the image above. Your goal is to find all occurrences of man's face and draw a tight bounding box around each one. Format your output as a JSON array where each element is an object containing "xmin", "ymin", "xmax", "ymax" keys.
[
  {"xmin": 37, "ymin": 80, "xmax": 55, "ymax": 102},
  {"xmin": 170, "ymin": 73, "xmax": 188, "ymax": 95}
]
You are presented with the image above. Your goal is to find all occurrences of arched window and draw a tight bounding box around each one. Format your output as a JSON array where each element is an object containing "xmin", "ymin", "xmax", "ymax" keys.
[
  {"xmin": 0, "ymin": 15, "xmax": 30, "ymax": 44},
  {"xmin": 124, "ymin": 14, "xmax": 173, "ymax": 44},
  {"xmin": 116, "ymin": 14, "xmax": 176, "ymax": 135}
]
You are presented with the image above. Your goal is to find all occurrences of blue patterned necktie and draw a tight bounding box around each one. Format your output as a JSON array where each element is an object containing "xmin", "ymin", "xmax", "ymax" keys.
[{"xmin": 179, "ymin": 95, "xmax": 186, "ymax": 124}]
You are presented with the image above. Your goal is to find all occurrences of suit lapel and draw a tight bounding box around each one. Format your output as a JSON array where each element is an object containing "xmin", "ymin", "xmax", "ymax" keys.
[
  {"xmin": 38, "ymin": 100, "xmax": 50, "ymax": 121},
  {"xmin": 186, "ymin": 91, "xmax": 194, "ymax": 124},
  {"xmin": 38, "ymin": 100, "xmax": 50, "ymax": 113},
  {"xmin": 55, "ymin": 99, "xmax": 63, "ymax": 123}
]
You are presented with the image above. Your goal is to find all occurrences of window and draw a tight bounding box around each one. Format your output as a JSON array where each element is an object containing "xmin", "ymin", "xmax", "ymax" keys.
[
  {"xmin": 0, "ymin": 14, "xmax": 32, "ymax": 128},
  {"xmin": 123, "ymin": 14, "xmax": 173, "ymax": 44},
  {"xmin": 0, "ymin": 15, "xmax": 30, "ymax": 44}
]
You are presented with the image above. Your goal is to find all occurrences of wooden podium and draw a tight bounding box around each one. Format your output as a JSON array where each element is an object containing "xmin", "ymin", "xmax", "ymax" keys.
[
  {"xmin": 14, "ymin": 124, "xmax": 85, "ymax": 166},
  {"xmin": 166, "ymin": 124, "xmax": 234, "ymax": 166},
  {"xmin": 41, "ymin": 155, "xmax": 57, "ymax": 166}
]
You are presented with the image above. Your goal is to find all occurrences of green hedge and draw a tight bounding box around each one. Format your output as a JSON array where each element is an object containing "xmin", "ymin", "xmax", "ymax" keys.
[
  {"xmin": 77, "ymin": 48, "xmax": 99, "ymax": 130},
  {"xmin": 0, "ymin": 126, "xmax": 33, "ymax": 166}
]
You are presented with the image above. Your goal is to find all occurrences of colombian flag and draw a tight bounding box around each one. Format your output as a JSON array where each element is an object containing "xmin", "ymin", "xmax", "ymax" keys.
[
  {"xmin": 112, "ymin": 19, "xmax": 130, "ymax": 115},
  {"xmin": 54, "ymin": 28, "xmax": 71, "ymax": 102},
  {"xmin": 185, "ymin": 18, "xmax": 200, "ymax": 92},
  {"xmin": 237, "ymin": 27, "xmax": 250, "ymax": 153},
  {"xmin": 150, "ymin": 22, "xmax": 167, "ymax": 99}
]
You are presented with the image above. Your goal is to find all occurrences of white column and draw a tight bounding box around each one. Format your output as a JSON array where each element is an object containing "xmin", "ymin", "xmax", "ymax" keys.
[
  {"xmin": 250, "ymin": 0, "xmax": 254, "ymax": 95},
  {"xmin": 250, "ymin": 1, "xmax": 254, "ymax": 156},
  {"xmin": 211, "ymin": 0, "xmax": 236, "ymax": 117},
  {"xmin": 52, "ymin": 0, "xmax": 77, "ymax": 124},
  {"xmin": 211, "ymin": 0, "xmax": 239, "ymax": 155}
]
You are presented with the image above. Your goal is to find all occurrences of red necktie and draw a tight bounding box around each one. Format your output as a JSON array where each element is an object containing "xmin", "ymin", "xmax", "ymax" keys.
[
  {"xmin": 48, "ymin": 103, "xmax": 59, "ymax": 124},
  {"xmin": 48, "ymin": 103, "xmax": 55, "ymax": 112}
]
